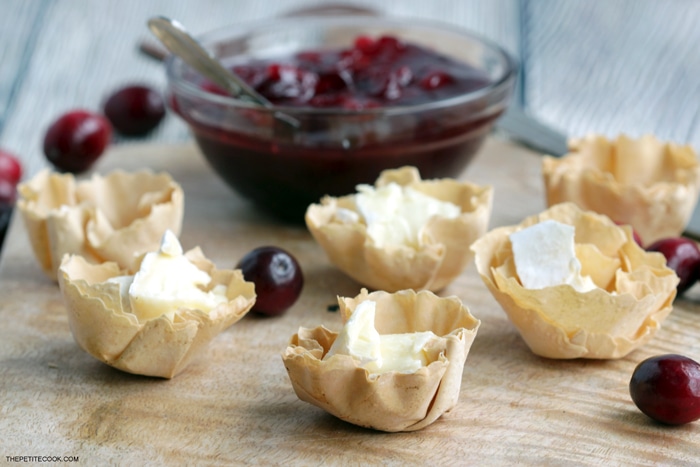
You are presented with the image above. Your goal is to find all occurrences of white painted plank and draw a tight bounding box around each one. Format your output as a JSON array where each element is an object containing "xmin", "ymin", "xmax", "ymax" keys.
[{"xmin": 523, "ymin": 0, "xmax": 700, "ymax": 147}]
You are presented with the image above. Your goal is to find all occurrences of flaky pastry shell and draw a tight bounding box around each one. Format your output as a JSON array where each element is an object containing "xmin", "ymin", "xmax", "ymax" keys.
[
  {"xmin": 471, "ymin": 202, "xmax": 678, "ymax": 359},
  {"xmin": 282, "ymin": 288, "xmax": 480, "ymax": 432},
  {"xmin": 542, "ymin": 134, "xmax": 700, "ymax": 245},
  {"xmin": 18, "ymin": 169, "xmax": 184, "ymax": 279},
  {"xmin": 305, "ymin": 166, "xmax": 493, "ymax": 292},
  {"xmin": 57, "ymin": 249, "xmax": 255, "ymax": 378}
]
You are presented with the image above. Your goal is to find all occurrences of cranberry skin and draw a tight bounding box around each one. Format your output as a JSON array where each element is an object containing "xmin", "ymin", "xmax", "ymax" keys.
[
  {"xmin": 0, "ymin": 149, "xmax": 22, "ymax": 185},
  {"xmin": 104, "ymin": 85, "xmax": 165, "ymax": 136},
  {"xmin": 43, "ymin": 110, "xmax": 112, "ymax": 173},
  {"xmin": 629, "ymin": 354, "xmax": 700, "ymax": 425},
  {"xmin": 236, "ymin": 246, "xmax": 304, "ymax": 316},
  {"xmin": 646, "ymin": 237, "xmax": 700, "ymax": 294}
]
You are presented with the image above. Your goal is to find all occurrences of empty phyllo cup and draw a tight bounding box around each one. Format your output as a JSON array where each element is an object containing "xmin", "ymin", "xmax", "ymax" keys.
[
  {"xmin": 542, "ymin": 134, "xmax": 700, "ymax": 246},
  {"xmin": 471, "ymin": 202, "xmax": 678, "ymax": 359},
  {"xmin": 17, "ymin": 169, "xmax": 184, "ymax": 279},
  {"xmin": 58, "ymin": 231, "xmax": 255, "ymax": 378},
  {"xmin": 282, "ymin": 288, "xmax": 480, "ymax": 432},
  {"xmin": 305, "ymin": 166, "xmax": 492, "ymax": 292}
]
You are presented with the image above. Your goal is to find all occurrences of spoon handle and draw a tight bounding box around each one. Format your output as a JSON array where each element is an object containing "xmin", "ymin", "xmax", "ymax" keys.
[{"xmin": 147, "ymin": 16, "xmax": 271, "ymax": 107}]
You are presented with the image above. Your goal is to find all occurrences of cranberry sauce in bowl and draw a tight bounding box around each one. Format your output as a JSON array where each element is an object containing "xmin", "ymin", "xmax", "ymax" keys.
[{"xmin": 166, "ymin": 16, "xmax": 516, "ymax": 222}]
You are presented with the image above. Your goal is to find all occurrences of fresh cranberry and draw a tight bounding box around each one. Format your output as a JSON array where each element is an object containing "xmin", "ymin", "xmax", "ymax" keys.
[
  {"xmin": 629, "ymin": 354, "xmax": 700, "ymax": 425},
  {"xmin": 646, "ymin": 237, "xmax": 700, "ymax": 294},
  {"xmin": 0, "ymin": 149, "xmax": 22, "ymax": 185},
  {"xmin": 236, "ymin": 246, "xmax": 304, "ymax": 317},
  {"xmin": 43, "ymin": 110, "xmax": 111, "ymax": 174},
  {"xmin": 103, "ymin": 85, "xmax": 165, "ymax": 136}
]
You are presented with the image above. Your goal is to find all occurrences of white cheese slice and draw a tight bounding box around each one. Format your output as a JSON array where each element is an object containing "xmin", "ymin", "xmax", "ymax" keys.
[
  {"xmin": 324, "ymin": 300, "xmax": 437, "ymax": 375},
  {"xmin": 355, "ymin": 182, "xmax": 461, "ymax": 248},
  {"xmin": 509, "ymin": 219, "xmax": 597, "ymax": 292},
  {"xmin": 107, "ymin": 230, "xmax": 228, "ymax": 320}
]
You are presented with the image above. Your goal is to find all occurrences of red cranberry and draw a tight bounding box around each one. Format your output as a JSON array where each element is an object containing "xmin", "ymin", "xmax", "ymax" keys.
[
  {"xmin": 646, "ymin": 237, "xmax": 700, "ymax": 294},
  {"xmin": 103, "ymin": 85, "xmax": 165, "ymax": 136},
  {"xmin": 629, "ymin": 354, "xmax": 700, "ymax": 425},
  {"xmin": 236, "ymin": 246, "xmax": 304, "ymax": 316},
  {"xmin": 43, "ymin": 110, "xmax": 111, "ymax": 174},
  {"xmin": 0, "ymin": 149, "xmax": 22, "ymax": 185}
]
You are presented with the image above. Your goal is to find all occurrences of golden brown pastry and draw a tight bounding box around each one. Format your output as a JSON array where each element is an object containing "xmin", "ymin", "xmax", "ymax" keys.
[
  {"xmin": 305, "ymin": 166, "xmax": 492, "ymax": 292},
  {"xmin": 58, "ymin": 231, "xmax": 255, "ymax": 378},
  {"xmin": 282, "ymin": 288, "xmax": 480, "ymax": 432},
  {"xmin": 542, "ymin": 134, "xmax": 700, "ymax": 245},
  {"xmin": 471, "ymin": 202, "xmax": 678, "ymax": 359},
  {"xmin": 17, "ymin": 169, "xmax": 184, "ymax": 279}
]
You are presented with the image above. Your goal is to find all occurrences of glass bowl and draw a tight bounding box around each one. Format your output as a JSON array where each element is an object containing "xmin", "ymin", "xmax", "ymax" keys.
[{"xmin": 166, "ymin": 15, "xmax": 516, "ymax": 222}]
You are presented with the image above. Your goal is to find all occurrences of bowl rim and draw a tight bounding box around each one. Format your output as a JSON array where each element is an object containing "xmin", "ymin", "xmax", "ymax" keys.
[{"xmin": 165, "ymin": 15, "xmax": 518, "ymax": 117}]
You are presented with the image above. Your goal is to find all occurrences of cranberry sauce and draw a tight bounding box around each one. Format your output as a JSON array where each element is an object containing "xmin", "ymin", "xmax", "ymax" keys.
[
  {"xmin": 176, "ymin": 35, "xmax": 505, "ymax": 222},
  {"xmin": 210, "ymin": 35, "xmax": 492, "ymax": 109},
  {"xmin": 193, "ymin": 116, "xmax": 493, "ymax": 222}
]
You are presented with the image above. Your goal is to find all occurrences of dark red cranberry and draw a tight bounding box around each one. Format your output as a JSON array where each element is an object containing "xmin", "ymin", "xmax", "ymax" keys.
[
  {"xmin": 43, "ymin": 110, "xmax": 111, "ymax": 174},
  {"xmin": 103, "ymin": 85, "xmax": 165, "ymax": 136},
  {"xmin": 0, "ymin": 149, "xmax": 22, "ymax": 185},
  {"xmin": 236, "ymin": 246, "xmax": 304, "ymax": 316},
  {"xmin": 629, "ymin": 354, "xmax": 700, "ymax": 425},
  {"xmin": 646, "ymin": 237, "xmax": 700, "ymax": 294}
]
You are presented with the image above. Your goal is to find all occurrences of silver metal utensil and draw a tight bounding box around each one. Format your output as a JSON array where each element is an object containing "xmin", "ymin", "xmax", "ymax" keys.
[{"xmin": 147, "ymin": 16, "xmax": 299, "ymax": 128}]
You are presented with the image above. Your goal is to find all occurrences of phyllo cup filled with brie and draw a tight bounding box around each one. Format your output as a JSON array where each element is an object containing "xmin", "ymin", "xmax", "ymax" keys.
[
  {"xmin": 17, "ymin": 169, "xmax": 184, "ymax": 280},
  {"xmin": 471, "ymin": 202, "xmax": 678, "ymax": 359},
  {"xmin": 542, "ymin": 134, "xmax": 700, "ymax": 245},
  {"xmin": 305, "ymin": 166, "xmax": 492, "ymax": 292},
  {"xmin": 282, "ymin": 288, "xmax": 480, "ymax": 432},
  {"xmin": 58, "ymin": 230, "xmax": 256, "ymax": 378}
]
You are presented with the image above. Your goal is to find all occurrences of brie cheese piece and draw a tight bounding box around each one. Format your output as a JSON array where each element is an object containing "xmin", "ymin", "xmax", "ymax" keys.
[
  {"xmin": 324, "ymin": 300, "xmax": 437, "ymax": 374},
  {"xmin": 107, "ymin": 230, "xmax": 228, "ymax": 320},
  {"xmin": 509, "ymin": 219, "xmax": 597, "ymax": 292},
  {"xmin": 355, "ymin": 182, "xmax": 461, "ymax": 248}
]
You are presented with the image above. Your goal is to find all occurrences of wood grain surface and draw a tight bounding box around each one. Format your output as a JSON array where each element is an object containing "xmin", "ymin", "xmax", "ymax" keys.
[{"xmin": 1, "ymin": 139, "xmax": 699, "ymax": 466}]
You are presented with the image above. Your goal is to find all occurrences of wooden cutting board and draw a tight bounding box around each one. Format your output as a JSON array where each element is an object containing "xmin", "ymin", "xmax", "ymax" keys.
[{"xmin": 1, "ymin": 138, "xmax": 698, "ymax": 466}]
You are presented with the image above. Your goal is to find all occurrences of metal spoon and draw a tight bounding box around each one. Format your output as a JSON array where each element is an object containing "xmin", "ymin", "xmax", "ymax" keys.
[{"xmin": 147, "ymin": 16, "xmax": 299, "ymax": 128}]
